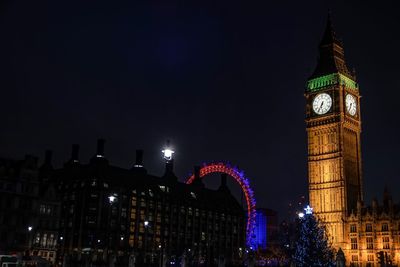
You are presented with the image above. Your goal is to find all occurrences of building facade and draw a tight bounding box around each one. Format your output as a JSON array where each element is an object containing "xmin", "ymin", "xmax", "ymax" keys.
[
  {"xmin": 0, "ymin": 153, "xmax": 60, "ymax": 264},
  {"xmin": 56, "ymin": 140, "xmax": 246, "ymax": 266},
  {"xmin": 254, "ymin": 208, "xmax": 279, "ymax": 250},
  {"xmin": 306, "ymin": 16, "xmax": 400, "ymax": 266}
]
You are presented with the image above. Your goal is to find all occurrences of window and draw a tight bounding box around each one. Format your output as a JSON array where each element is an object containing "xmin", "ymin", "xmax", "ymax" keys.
[
  {"xmin": 383, "ymin": 237, "xmax": 390, "ymax": 249},
  {"xmin": 39, "ymin": 205, "xmax": 46, "ymax": 214},
  {"xmin": 41, "ymin": 233, "xmax": 47, "ymax": 247},
  {"xmin": 121, "ymin": 208, "xmax": 127, "ymax": 218},
  {"xmin": 366, "ymin": 237, "xmax": 373, "ymax": 249},
  {"xmin": 351, "ymin": 254, "xmax": 358, "ymax": 262},
  {"xmin": 351, "ymin": 238, "xmax": 358, "ymax": 250},
  {"xmin": 34, "ymin": 233, "xmax": 40, "ymax": 244},
  {"xmin": 365, "ymin": 223, "xmax": 372, "ymax": 232},
  {"xmin": 367, "ymin": 254, "xmax": 374, "ymax": 262},
  {"xmin": 382, "ymin": 223, "xmax": 389, "ymax": 231},
  {"xmin": 350, "ymin": 224, "xmax": 357, "ymax": 233}
]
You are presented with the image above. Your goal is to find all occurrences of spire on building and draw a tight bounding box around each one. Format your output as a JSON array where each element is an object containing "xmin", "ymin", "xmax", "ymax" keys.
[{"xmin": 309, "ymin": 13, "xmax": 355, "ymax": 80}]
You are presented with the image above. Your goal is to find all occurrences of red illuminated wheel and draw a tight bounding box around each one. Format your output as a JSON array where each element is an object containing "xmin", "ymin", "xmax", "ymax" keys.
[{"xmin": 186, "ymin": 162, "xmax": 256, "ymax": 248}]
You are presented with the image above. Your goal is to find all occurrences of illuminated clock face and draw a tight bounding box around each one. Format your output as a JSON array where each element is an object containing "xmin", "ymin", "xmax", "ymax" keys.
[
  {"xmin": 345, "ymin": 94, "xmax": 357, "ymax": 116},
  {"xmin": 312, "ymin": 93, "xmax": 332, "ymax": 115}
]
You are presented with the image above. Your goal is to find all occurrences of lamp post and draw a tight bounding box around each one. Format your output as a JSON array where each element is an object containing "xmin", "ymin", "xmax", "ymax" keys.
[
  {"xmin": 27, "ymin": 226, "xmax": 33, "ymax": 252},
  {"xmin": 108, "ymin": 194, "xmax": 117, "ymax": 265},
  {"xmin": 144, "ymin": 221, "xmax": 149, "ymax": 265}
]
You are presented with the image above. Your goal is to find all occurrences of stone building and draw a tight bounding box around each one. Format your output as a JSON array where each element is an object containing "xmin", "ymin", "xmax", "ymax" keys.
[
  {"xmin": 306, "ymin": 15, "xmax": 400, "ymax": 266},
  {"xmin": 55, "ymin": 139, "xmax": 246, "ymax": 266},
  {"xmin": 0, "ymin": 153, "xmax": 60, "ymax": 264}
]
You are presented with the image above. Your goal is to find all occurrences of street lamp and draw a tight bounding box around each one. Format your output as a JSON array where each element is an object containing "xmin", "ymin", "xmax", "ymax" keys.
[
  {"xmin": 108, "ymin": 195, "xmax": 116, "ymax": 203},
  {"xmin": 162, "ymin": 140, "xmax": 174, "ymax": 161},
  {"xmin": 107, "ymin": 194, "xmax": 118, "ymax": 264},
  {"xmin": 28, "ymin": 226, "xmax": 33, "ymax": 232}
]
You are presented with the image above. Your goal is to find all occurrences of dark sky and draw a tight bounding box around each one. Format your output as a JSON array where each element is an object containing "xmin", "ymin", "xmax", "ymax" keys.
[{"xmin": 1, "ymin": 1, "xmax": 400, "ymax": 219}]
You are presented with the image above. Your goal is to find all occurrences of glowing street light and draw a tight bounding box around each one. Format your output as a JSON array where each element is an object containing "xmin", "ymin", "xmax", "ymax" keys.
[
  {"xmin": 28, "ymin": 226, "xmax": 33, "ymax": 232},
  {"xmin": 162, "ymin": 140, "xmax": 174, "ymax": 161},
  {"xmin": 108, "ymin": 194, "xmax": 117, "ymax": 203},
  {"xmin": 162, "ymin": 148, "xmax": 174, "ymax": 161},
  {"xmin": 298, "ymin": 212, "xmax": 305, "ymax": 219},
  {"xmin": 144, "ymin": 221, "xmax": 149, "ymax": 227}
]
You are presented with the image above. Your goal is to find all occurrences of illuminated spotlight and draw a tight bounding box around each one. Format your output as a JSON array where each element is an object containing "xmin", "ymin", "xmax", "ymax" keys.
[
  {"xmin": 144, "ymin": 221, "xmax": 149, "ymax": 227},
  {"xmin": 120, "ymin": 236, "xmax": 124, "ymax": 241},
  {"xmin": 28, "ymin": 226, "xmax": 33, "ymax": 231},
  {"xmin": 298, "ymin": 212, "xmax": 305, "ymax": 218}
]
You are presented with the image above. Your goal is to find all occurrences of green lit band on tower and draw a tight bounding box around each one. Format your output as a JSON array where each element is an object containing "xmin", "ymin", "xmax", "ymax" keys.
[{"xmin": 307, "ymin": 73, "xmax": 358, "ymax": 91}]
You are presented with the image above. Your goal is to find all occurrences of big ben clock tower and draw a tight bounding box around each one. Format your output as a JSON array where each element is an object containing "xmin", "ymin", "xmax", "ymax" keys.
[{"xmin": 306, "ymin": 16, "xmax": 363, "ymax": 249}]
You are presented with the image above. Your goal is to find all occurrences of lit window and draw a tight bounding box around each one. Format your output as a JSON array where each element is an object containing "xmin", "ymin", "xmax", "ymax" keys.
[
  {"xmin": 365, "ymin": 223, "xmax": 372, "ymax": 232},
  {"xmin": 366, "ymin": 237, "xmax": 373, "ymax": 249},
  {"xmin": 383, "ymin": 237, "xmax": 390, "ymax": 249},
  {"xmin": 39, "ymin": 205, "xmax": 46, "ymax": 214},
  {"xmin": 382, "ymin": 223, "xmax": 389, "ymax": 231},
  {"xmin": 190, "ymin": 192, "xmax": 196, "ymax": 199},
  {"xmin": 350, "ymin": 224, "xmax": 357, "ymax": 233},
  {"xmin": 351, "ymin": 238, "xmax": 358, "ymax": 250},
  {"xmin": 367, "ymin": 254, "xmax": 374, "ymax": 262}
]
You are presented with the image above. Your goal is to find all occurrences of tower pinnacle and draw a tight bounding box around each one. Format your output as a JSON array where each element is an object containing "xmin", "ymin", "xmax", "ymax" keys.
[{"xmin": 310, "ymin": 14, "xmax": 354, "ymax": 80}]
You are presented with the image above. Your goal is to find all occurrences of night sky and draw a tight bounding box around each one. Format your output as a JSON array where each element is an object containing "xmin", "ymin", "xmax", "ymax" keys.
[{"xmin": 1, "ymin": 1, "xmax": 400, "ymax": 220}]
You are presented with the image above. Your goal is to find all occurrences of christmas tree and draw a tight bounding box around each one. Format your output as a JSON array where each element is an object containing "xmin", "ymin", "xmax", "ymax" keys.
[{"xmin": 292, "ymin": 206, "xmax": 335, "ymax": 267}]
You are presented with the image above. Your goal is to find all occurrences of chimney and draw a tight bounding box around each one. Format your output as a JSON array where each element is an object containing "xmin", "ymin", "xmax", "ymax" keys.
[
  {"xmin": 165, "ymin": 159, "xmax": 174, "ymax": 174},
  {"xmin": 192, "ymin": 166, "xmax": 204, "ymax": 188},
  {"xmin": 71, "ymin": 144, "xmax": 80, "ymax": 163},
  {"xmin": 135, "ymin": 149, "xmax": 144, "ymax": 167},
  {"xmin": 218, "ymin": 173, "xmax": 230, "ymax": 193},
  {"xmin": 96, "ymin": 139, "xmax": 105, "ymax": 158}
]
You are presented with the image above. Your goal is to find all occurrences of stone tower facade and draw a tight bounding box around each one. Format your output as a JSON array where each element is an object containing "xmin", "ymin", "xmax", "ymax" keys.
[{"xmin": 305, "ymin": 16, "xmax": 362, "ymax": 249}]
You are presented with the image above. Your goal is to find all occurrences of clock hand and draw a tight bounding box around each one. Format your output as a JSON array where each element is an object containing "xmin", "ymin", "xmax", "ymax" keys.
[{"xmin": 318, "ymin": 101, "xmax": 324, "ymax": 112}]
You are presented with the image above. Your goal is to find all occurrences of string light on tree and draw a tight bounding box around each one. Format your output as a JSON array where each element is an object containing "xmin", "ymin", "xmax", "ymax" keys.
[{"xmin": 304, "ymin": 205, "xmax": 313, "ymax": 215}]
